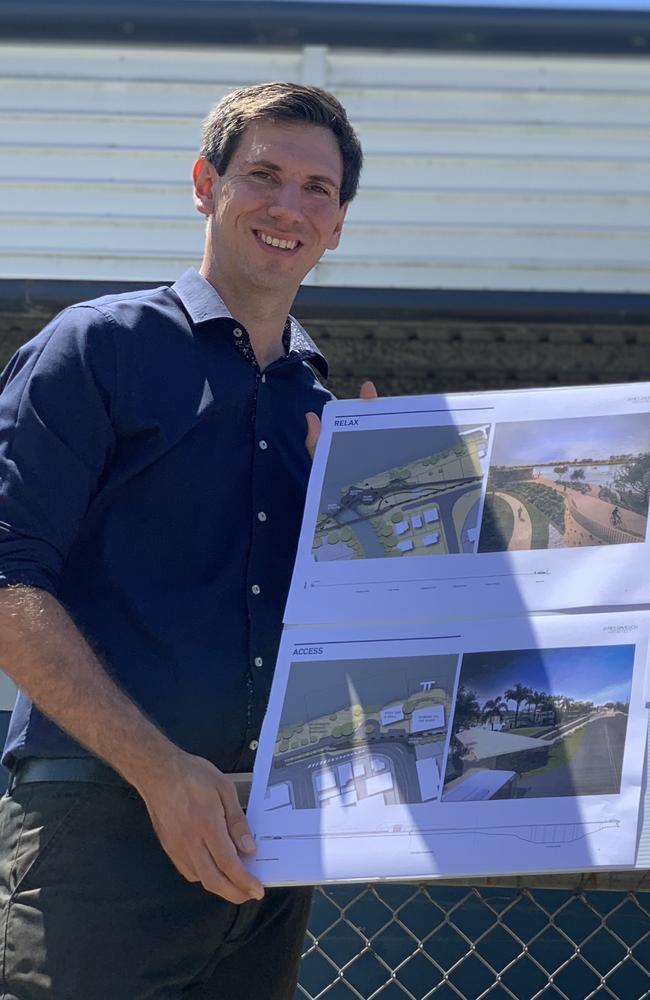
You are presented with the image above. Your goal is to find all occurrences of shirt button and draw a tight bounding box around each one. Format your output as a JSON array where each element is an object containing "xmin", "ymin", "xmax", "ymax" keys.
[
  {"xmin": 249, "ymin": 739, "xmax": 259, "ymax": 751},
  {"xmin": 233, "ymin": 327, "xmax": 243, "ymax": 338},
  {"xmin": 259, "ymin": 440, "xmax": 268, "ymax": 450},
  {"xmin": 254, "ymin": 656, "xmax": 263, "ymax": 667},
  {"xmin": 257, "ymin": 511, "xmax": 267, "ymax": 522},
  {"xmin": 251, "ymin": 584, "xmax": 261, "ymax": 595}
]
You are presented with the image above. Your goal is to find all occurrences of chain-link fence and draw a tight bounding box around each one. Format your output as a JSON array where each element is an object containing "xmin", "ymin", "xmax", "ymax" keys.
[{"xmin": 298, "ymin": 876, "xmax": 650, "ymax": 1000}]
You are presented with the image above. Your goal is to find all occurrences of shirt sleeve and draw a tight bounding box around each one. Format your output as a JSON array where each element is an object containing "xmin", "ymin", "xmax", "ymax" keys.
[{"xmin": 0, "ymin": 305, "xmax": 119, "ymax": 594}]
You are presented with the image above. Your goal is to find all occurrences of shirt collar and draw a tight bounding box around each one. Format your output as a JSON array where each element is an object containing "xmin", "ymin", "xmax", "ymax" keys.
[{"xmin": 171, "ymin": 268, "xmax": 328, "ymax": 377}]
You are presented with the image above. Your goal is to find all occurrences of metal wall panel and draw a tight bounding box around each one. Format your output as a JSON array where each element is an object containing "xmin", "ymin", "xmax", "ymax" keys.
[{"xmin": 1, "ymin": 41, "xmax": 650, "ymax": 291}]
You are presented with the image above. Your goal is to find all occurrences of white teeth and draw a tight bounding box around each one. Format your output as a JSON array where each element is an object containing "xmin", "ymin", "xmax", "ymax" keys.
[{"xmin": 258, "ymin": 231, "xmax": 297, "ymax": 250}]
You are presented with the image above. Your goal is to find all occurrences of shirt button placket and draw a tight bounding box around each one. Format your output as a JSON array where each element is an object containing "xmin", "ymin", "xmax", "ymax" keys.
[
  {"xmin": 250, "ymin": 425, "xmax": 267, "ymax": 601},
  {"xmin": 248, "ymin": 369, "xmax": 271, "ymax": 749}
]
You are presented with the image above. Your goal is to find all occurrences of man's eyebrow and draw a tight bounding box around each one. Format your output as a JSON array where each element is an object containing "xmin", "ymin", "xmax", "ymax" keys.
[{"xmin": 246, "ymin": 159, "xmax": 339, "ymax": 189}]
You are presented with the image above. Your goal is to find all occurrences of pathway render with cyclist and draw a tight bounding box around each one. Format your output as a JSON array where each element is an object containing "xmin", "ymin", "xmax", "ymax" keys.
[
  {"xmin": 538, "ymin": 477, "xmax": 646, "ymax": 547},
  {"xmin": 483, "ymin": 473, "xmax": 647, "ymax": 552},
  {"xmin": 495, "ymin": 492, "xmax": 533, "ymax": 550}
]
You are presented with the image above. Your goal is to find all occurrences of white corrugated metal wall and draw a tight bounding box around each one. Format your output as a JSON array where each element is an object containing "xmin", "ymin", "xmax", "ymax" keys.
[{"xmin": 1, "ymin": 41, "xmax": 650, "ymax": 291}]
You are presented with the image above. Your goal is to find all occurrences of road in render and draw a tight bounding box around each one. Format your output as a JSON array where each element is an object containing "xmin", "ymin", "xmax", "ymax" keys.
[{"xmin": 517, "ymin": 715, "xmax": 627, "ymax": 798}]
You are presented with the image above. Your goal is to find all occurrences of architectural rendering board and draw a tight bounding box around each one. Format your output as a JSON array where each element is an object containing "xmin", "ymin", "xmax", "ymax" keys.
[
  {"xmin": 246, "ymin": 612, "xmax": 649, "ymax": 885},
  {"xmin": 285, "ymin": 383, "xmax": 650, "ymax": 626}
]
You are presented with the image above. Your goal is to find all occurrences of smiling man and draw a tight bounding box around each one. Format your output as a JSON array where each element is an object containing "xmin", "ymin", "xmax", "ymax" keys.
[{"xmin": 0, "ymin": 84, "xmax": 372, "ymax": 1000}]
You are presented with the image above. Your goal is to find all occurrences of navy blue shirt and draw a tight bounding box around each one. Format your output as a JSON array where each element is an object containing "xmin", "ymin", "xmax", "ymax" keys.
[{"xmin": 0, "ymin": 268, "xmax": 332, "ymax": 772}]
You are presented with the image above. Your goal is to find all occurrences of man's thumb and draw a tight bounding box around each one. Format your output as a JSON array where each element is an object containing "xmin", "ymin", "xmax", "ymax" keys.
[{"xmin": 305, "ymin": 411, "xmax": 321, "ymax": 460}]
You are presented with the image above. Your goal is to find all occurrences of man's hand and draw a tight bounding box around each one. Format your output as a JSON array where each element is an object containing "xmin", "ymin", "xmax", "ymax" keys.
[
  {"xmin": 305, "ymin": 380, "xmax": 378, "ymax": 460},
  {"xmin": 138, "ymin": 750, "xmax": 264, "ymax": 905},
  {"xmin": 0, "ymin": 587, "xmax": 264, "ymax": 906}
]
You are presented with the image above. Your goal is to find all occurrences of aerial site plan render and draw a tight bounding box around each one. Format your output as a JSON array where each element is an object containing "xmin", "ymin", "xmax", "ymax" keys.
[
  {"xmin": 264, "ymin": 654, "xmax": 459, "ymax": 812},
  {"xmin": 479, "ymin": 412, "xmax": 650, "ymax": 552},
  {"xmin": 312, "ymin": 424, "xmax": 491, "ymax": 560}
]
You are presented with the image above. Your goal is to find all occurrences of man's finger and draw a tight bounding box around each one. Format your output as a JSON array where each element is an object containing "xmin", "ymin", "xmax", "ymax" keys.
[
  {"xmin": 193, "ymin": 843, "xmax": 252, "ymax": 905},
  {"xmin": 360, "ymin": 380, "xmax": 378, "ymax": 399},
  {"xmin": 202, "ymin": 820, "xmax": 264, "ymax": 900},
  {"xmin": 219, "ymin": 784, "xmax": 257, "ymax": 856},
  {"xmin": 214, "ymin": 840, "xmax": 263, "ymax": 900},
  {"xmin": 229, "ymin": 814, "xmax": 257, "ymax": 855},
  {"xmin": 219, "ymin": 781, "xmax": 265, "ymax": 896},
  {"xmin": 305, "ymin": 411, "xmax": 321, "ymax": 460}
]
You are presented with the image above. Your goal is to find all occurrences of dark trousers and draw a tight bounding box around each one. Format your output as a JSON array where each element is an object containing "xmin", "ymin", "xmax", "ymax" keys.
[{"xmin": 0, "ymin": 780, "xmax": 312, "ymax": 1000}]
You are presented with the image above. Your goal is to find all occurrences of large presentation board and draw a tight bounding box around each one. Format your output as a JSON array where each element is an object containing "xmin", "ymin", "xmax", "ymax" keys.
[
  {"xmin": 247, "ymin": 382, "xmax": 650, "ymax": 885},
  {"xmin": 286, "ymin": 383, "xmax": 650, "ymax": 626}
]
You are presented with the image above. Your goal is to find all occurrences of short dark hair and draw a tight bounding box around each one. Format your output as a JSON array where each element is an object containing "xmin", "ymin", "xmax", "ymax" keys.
[{"xmin": 200, "ymin": 82, "xmax": 363, "ymax": 205}]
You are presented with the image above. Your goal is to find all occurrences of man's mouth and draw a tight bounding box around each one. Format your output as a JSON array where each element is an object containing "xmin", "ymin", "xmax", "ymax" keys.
[{"xmin": 254, "ymin": 230, "xmax": 300, "ymax": 251}]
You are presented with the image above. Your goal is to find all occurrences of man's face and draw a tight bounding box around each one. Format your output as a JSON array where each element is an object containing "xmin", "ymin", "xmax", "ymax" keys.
[{"xmin": 194, "ymin": 120, "xmax": 348, "ymax": 294}]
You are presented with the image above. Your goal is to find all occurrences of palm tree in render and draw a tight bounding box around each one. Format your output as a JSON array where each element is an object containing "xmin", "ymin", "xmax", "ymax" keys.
[
  {"xmin": 453, "ymin": 685, "xmax": 481, "ymax": 733},
  {"xmin": 526, "ymin": 689, "xmax": 546, "ymax": 725},
  {"xmin": 504, "ymin": 682, "xmax": 532, "ymax": 729},
  {"xmin": 482, "ymin": 696, "xmax": 507, "ymax": 731},
  {"xmin": 536, "ymin": 693, "xmax": 556, "ymax": 726}
]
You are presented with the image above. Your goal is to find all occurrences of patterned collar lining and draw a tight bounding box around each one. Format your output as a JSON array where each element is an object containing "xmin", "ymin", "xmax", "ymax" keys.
[{"xmin": 172, "ymin": 267, "xmax": 328, "ymax": 376}]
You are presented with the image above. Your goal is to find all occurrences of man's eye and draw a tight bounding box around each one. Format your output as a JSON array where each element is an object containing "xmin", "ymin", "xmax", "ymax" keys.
[
  {"xmin": 251, "ymin": 170, "xmax": 273, "ymax": 181},
  {"xmin": 308, "ymin": 184, "xmax": 331, "ymax": 196}
]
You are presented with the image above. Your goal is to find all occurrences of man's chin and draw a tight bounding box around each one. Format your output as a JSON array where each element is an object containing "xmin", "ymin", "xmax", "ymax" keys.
[{"xmin": 249, "ymin": 258, "xmax": 314, "ymax": 293}]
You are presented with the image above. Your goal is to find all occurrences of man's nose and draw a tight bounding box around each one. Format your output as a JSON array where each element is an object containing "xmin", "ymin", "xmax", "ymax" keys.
[{"xmin": 267, "ymin": 182, "xmax": 305, "ymax": 224}]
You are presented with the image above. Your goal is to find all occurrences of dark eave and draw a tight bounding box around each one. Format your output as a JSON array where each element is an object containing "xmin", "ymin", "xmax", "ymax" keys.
[
  {"xmin": 4, "ymin": 279, "xmax": 650, "ymax": 326},
  {"xmin": 1, "ymin": 0, "xmax": 650, "ymax": 55},
  {"xmin": 3, "ymin": 280, "xmax": 649, "ymax": 397}
]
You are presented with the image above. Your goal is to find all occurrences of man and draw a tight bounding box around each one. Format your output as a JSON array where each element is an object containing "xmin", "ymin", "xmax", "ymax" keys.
[{"xmin": 0, "ymin": 83, "xmax": 375, "ymax": 999}]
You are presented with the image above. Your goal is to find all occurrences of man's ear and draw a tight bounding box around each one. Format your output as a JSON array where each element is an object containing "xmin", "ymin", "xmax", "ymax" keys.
[
  {"xmin": 326, "ymin": 202, "xmax": 349, "ymax": 251},
  {"xmin": 192, "ymin": 158, "xmax": 217, "ymax": 217}
]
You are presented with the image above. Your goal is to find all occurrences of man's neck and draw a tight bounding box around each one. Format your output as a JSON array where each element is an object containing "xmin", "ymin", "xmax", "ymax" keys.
[{"xmin": 200, "ymin": 262, "xmax": 296, "ymax": 371}]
